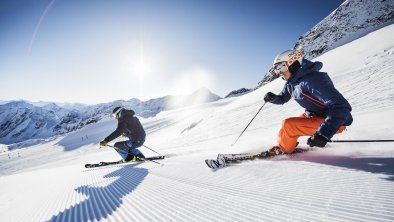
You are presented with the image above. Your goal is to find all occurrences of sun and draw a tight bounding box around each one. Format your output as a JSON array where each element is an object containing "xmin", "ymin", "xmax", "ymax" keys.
[
  {"xmin": 133, "ymin": 42, "xmax": 150, "ymax": 78},
  {"xmin": 134, "ymin": 59, "xmax": 149, "ymax": 77}
]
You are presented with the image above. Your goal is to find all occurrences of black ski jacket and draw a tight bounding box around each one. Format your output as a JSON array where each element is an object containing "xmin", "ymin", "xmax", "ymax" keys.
[{"xmin": 104, "ymin": 109, "xmax": 146, "ymax": 143}]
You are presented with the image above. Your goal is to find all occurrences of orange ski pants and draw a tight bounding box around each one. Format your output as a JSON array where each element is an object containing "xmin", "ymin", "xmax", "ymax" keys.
[{"xmin": 277, "ymin": 113, "xmax": 346, "ymax": 154}]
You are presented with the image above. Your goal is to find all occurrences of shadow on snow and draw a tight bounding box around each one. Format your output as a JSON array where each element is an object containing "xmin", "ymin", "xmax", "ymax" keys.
[
  {"xmin": 48, "ymin": 164, "xmax": 148, "ymax": 222},
  {"xmin": 292, "ymin": 153, "xmax": 394, "ymax": 181}
]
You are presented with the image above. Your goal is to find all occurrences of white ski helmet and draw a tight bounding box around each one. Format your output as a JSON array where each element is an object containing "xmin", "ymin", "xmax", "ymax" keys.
[
  {"xmin": 272, "ymin": 50, "xmax": 303, "ymax": 75},
  {"xmin": 273, "ymin": 49, "xmax": 303, "ymax": 66}
]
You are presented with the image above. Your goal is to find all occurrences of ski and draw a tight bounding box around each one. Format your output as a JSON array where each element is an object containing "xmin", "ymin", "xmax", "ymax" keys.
[
  {"xmin": 85, "ymin": 155, "xmax": 165, "ymax": 168},
  {"xmin": 205, "ymin": 148, "xmax": 310, "ymax": 169},
  {"xmin": 85, "ymin": 160, "xmax": 124, "ymax": 168},
  {"xmin": 205, "ymin": 155, "xmax": 227, "ymax": 169},
  {"xmin": 144, "ymin": 155, "xmax": 166, "ymax": 160},
  {"xmin": 205, "ymin": 153, "xmax": 263, "ymax": 169}
]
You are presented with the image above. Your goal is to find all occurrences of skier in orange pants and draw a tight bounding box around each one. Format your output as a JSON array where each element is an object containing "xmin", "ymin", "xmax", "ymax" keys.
[
  {"xmin": 263, "ymin": 50, "xmax": 353, "ymax": 156},
  {"xmin": 278, "ymin": 114, "xmax": 346, "ymax": 154}
]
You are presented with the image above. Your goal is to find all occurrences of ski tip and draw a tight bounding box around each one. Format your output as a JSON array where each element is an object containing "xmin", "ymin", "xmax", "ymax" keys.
[
  {"xmin": 146, "ymin": 155, "xmax": 165, "ymax": 161},
  {"xmin": 205, "ymin": 158, "xmax": 226, "ymax": 169},
  {"xmin": 205, "ymin": 159, "xmax": 213, "ymax": 169}
]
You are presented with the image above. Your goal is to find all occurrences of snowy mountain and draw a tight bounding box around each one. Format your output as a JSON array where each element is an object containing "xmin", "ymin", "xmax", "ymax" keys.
[
  {"xmin": 0, "ymin": 24, "xmax": 393, "ymax": 222},
  {"xmin": 0, "ymin": 101, "xmax": 98, "ymax": 146},
  {"xmin": 0, "ymin": 101, "xmax": 60, "ymax": 144},
  {"xmin": 257, "ymin": 0, "xmax": 394, "ymax": 89},
  {"xmin": 224, "ymin": 88, "xmax": 253, "ymax": 98},
  {"xmin": 123, "ymin": 87, "xmax": 222, "ymax": 118},
  {"xmin": 294, "ymin": 0, "xmax": 394, "ymax": 59},
  {"xmin": 0, "ymin": 88, "xmax": 221, "ymax": 146},
  {"xmin": 0, "ymin": 100, "xmax": 8, "ymax": 105}
]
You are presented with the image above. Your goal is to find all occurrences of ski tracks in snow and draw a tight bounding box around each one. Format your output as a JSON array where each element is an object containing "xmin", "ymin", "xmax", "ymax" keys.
[
  {"xmin": 0, "ymin": 153, "xmax": 393, "ymax": 222},
  {"xmin": 143, "ymin": 160, "xmax": 394, "ymax": 222},
  {"xmin": 30, "ymin": 159, "xmax": 393, "ymax": 222}
]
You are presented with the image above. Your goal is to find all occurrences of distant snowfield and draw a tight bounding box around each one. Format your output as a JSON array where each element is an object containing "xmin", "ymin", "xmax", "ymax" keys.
[{"xmin": 1, "ymin": 25, "xmax": 394, "ymax": 222}]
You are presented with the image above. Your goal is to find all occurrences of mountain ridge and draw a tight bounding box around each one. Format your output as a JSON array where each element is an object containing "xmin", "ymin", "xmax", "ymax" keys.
[
  {"xmin": 0, "ymin": 87, "xmax": 221, "ymax": 146},
  {"xmin": 256, "ymin": 0, "xmax": 394, "ymax": 89}
]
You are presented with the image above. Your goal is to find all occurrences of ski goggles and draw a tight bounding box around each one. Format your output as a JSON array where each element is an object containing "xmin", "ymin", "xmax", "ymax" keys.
[
  {"xmin": 272, "ymin": 62, "xmax": 288, "ymax": 76},
  {"xmin": 112, "ymin": 108, "xmax": 123, "ymax": 119}
]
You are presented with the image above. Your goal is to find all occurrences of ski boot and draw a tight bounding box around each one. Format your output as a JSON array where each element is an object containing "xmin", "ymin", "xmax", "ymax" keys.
[
  {"xmin": 124, "ymin": 153, "xmax": 145, "ymax": 162},
  {"xmin": 124, "ymin": 154, "xmax": 136, "ymax": 162},
  {"xmin": 135, "ymin": 153, "xmax": 146, "ymax": 161},
  {"xmin": 260, "ymin": 146, "xmax": 284, "ymax": 158}
]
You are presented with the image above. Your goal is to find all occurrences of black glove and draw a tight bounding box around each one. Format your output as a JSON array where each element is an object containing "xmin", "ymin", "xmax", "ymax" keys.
[
  {"xmin": 307, "ymin": 132, "xmax": 330, "ymax": 147},
  {"xmin": 264, "ymin": 92, "xmax": 277, "ymax": 102}
]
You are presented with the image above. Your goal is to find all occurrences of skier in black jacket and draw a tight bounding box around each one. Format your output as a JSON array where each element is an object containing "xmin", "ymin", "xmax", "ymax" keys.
[{"xmin": 100, "ymin": 107, "xmax": 146, "ymax": 161}]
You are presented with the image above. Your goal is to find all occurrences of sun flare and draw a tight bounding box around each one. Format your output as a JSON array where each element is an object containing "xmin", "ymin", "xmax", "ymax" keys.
[{"xmin": 170, "ymin": 67, "xmax": 214, "ymax": 96}]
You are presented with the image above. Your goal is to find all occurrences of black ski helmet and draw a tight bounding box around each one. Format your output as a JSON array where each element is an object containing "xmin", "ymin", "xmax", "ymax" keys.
[{"xmin": 112, "ymin": 106, "xmax": 124, "ymax": 118}]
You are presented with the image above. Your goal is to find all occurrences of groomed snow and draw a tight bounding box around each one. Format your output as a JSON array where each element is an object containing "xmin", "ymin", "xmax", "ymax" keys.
[{"xmin": 1, "ymin": 24, "xmax": 394, "ymax": 222}]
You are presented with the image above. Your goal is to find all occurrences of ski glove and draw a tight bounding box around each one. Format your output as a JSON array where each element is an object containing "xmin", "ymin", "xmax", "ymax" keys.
[
  {"xmin": 264, "ymin": 92, "xmax": 277, "ymax": 102},
  {"xmin": 100, "ymin": 140, "xmax": 108, "ymax": 147},
  {"xmin": 307, "ymin": 132, "xmax": 330, "ymax": 147}
]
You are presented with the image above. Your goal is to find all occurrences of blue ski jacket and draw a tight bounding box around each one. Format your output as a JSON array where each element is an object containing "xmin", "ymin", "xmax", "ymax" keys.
[{"xmin": 271, "ymin": 59, "xmax": 353, "ymax": 139}]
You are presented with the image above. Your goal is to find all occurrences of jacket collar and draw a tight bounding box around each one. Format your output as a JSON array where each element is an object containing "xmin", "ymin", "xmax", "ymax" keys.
[{"xmin": 288, "ymin": 59, "xmax": 323, "ymax": 84}]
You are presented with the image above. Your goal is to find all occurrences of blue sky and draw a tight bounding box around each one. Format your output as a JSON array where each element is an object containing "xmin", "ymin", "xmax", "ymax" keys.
[{"xmin": 0, "ymin": 0, "xmax": 344, "ymax": 104}]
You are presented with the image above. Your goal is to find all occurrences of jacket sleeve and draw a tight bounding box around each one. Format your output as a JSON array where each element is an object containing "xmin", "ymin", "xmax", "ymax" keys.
[
  {"xmin": 308, "ymin": 73, "xmax": 352, "ymax": 139},
  {"xmin": 271, "ymin": 84, "xmax": 291, "ymax": 105},
  {"xmin": 104, "ymin": 121, "xmax": 126, "ymax": 142}
]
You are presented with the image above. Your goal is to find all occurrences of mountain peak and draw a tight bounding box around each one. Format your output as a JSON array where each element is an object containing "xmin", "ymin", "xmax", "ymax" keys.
[
  {"xmin": 294, "ymin": 0, "xmax": 394, "ymax": 59},
  {"xmin": 256, "ymin": 0, "xmax": 394, "ymax": 90},
  {"xmin": 1, "ymin": 100, "xmax": 34, "ymax": 109},
  {"xmin": 190, "ymin": 87, "xmax": 219, "ymax": 97}
]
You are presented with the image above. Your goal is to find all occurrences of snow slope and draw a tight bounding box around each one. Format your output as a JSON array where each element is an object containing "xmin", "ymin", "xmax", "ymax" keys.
[{"xmin": 0, "ymin": 25, "xmax": 394, "ymax": 222}]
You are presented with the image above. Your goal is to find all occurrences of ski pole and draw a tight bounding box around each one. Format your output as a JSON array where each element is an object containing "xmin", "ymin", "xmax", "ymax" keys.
[
  {"xmin": 140, "ymin": 158, "xmax": 161, "ymax": 165},
  {"xmin": 101, "ymin": 144, "xmax": 123, "ymax": 153},
  {"xmin": 103, "ymin": 140, "xmax": 162, "ymax": 156},
  {"xmin": 331, "ymin": 139, "xmax": 394, "ymax": 143},
  {"xmin": 103, "ymin": 144, "xmax": 161, "ymax": 164},
  {"xmin": 102, "ymin": 144, "xmax": 161, "ymax": 155},
  {"xmin": 142, "ymin": 144, "xmax": 163, "ymax": 156},
  {"xmin": 231, "ymin": 102, "xmax": 267, "ymax": 146}
]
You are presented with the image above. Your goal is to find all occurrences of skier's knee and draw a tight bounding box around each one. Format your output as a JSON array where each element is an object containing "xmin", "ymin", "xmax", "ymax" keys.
[
  {"xmin": 282, "ymin": 117, "xmax": 296, "ymax": 129},
  {"xmin": 113, "ymin": 142, "xmax": 123, "ymax": 149}
]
